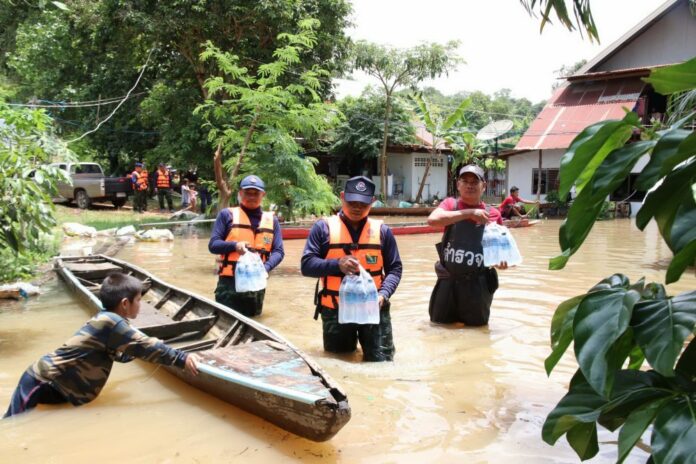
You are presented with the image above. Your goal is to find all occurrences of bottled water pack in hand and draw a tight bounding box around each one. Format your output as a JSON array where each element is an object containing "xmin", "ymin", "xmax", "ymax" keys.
[
  {"xmin": 235, "ymin": 252, "xmax": 268, "ymax": 293},
  {"xmin": 482, "ymin": 223, "xmax": 523, "ymax": 267},
  {"xmin": 338, "ymin": 265, "xmax": 380, "ymax": 325}
]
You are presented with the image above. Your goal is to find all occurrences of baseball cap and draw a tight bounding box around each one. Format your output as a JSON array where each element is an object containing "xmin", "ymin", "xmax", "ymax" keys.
[
  {"xmin": 240, "ymin": 175, "xmax": 265, "ymax": 192},
  {"xmin": 135, "ymin": 162, "xmax": 143, "ymax": 167},
  {"xmin": 344, "ymin": 176, "xmax": 375, "ymax": 204},
  {"xmin": 458, "ymin": 165, "xmax": 485, "ymax": 181}
]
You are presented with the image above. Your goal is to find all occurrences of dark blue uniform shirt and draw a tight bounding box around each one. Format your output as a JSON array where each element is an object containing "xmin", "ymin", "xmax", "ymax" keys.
[
  {"xmin": 300, "ymin": 213, "xmax": 402, "ymax": 299},
  {"xmin": 208, "ymin": 206, "xmax": 285, "ymax": 273}
]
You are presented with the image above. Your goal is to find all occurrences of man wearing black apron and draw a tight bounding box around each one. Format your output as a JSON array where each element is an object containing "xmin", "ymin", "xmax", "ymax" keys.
[{"xmin": 427, "ymin": 165, "xmax": 508, "ymax": 326}]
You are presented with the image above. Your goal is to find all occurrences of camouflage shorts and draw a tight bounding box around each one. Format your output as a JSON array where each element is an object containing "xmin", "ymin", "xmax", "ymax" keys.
[
  {"xmin": 215, "ymin": 277, "xmax": 265, "ymax": 318},
  {"xmin": 320, "ymin": 301, "xmax": 394, "ymax": 362}
]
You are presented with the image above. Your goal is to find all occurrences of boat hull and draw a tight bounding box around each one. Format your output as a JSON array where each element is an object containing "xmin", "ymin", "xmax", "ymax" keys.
[{"xmin": 54, "ymin": 255, "xmax": 350, "ymax": 441}]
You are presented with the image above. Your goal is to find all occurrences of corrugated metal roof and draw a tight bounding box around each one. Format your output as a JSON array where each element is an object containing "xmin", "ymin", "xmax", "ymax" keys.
[{"xmin": 515, "ymin": 78, "xmax": 645, "ymax": 150}]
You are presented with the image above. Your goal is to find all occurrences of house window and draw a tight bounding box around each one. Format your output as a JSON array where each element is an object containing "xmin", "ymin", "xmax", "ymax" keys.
[
  {"xmin": 610, "ymin": 173, "xmax": 646, "ymax": 202},
  {"xmin": 414, "ymin": 156, "xmax": 443, "ymax": 167},
  {"xmin": 531, "ymin": 168, "xmax": 560, "ymax": 194}
]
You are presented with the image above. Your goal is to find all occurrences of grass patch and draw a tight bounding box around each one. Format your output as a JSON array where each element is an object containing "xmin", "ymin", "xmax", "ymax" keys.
[{"xmin": 53, "ymin": 200, "xmax": 177, "ymax": 230}]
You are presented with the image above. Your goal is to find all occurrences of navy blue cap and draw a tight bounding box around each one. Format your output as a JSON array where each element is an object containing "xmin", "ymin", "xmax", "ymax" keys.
[
  {"xmin": 344, "ymin": 176, "xmax": 375, "ymax": 204},
  {"xmin": 240, "ymin": 175, "xmax": 265, "ymax": 192},
  {"xmin": 135, "ymin": 162, "xmax": 143, "ymax": 167}
]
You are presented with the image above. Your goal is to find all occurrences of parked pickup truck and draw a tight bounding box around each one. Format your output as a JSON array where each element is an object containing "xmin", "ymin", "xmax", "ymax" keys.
[{"xmin": 51, "ymin": 162, "xmax": 133, "ymax": 209}]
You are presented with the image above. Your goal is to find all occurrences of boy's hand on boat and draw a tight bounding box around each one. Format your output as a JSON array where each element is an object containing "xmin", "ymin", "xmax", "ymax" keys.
[{"xmin": 185, "ymin": 353, "xmax": 201, "ymax": 376}]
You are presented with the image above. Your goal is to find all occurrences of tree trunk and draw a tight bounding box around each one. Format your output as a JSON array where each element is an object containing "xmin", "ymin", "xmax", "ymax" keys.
[
  {"xmin": 213, "ymin": 143, "xmax": 232, "ymax": 211},
  {"xmin": 414, "ymin": 151, "xmax": 434, "ymax": 204},
  {"xmin": 379, "ymin": 94, "xmax": 393, "ymax": 202}
]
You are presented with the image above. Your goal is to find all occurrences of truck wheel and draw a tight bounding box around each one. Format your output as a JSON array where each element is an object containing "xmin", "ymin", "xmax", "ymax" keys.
[
  {"xmin": 75, "ymin": 190, "xmax": 91, "ymax": 209},
  {"xmin": 112, "ymin": 198, "xmax": 127, "ymax": 208}
]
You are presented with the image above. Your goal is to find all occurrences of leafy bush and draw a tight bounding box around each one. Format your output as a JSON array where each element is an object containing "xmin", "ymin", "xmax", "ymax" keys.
[{"xmin": 544, "ymin": 58, "xmax": 696, "ymax": 462}]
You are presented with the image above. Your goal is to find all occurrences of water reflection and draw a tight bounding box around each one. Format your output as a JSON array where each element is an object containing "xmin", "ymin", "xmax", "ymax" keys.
[{"xmin": 1, "ymin": 219, "xmax": 693, "ymax": 463}]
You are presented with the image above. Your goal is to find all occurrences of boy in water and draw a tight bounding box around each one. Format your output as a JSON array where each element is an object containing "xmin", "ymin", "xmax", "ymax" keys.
[{"xmin": 3, "ymin": 272, "xmax": 200, "ymax": 418}]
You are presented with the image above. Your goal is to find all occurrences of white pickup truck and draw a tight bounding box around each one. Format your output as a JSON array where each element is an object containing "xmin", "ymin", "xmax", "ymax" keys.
[{"xmin": 51, "ymin": 162, "xmax": 133, "ymax": 209}]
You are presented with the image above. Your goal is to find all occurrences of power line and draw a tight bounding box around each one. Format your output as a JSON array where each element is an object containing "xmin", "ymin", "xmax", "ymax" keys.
[
  {"xmin": 68, "ymin": 49, "xmax": 154, "ymax": 144},
  {"xmin": 6, "ymin": 92, "xmax": 148, "ymax": 108}
]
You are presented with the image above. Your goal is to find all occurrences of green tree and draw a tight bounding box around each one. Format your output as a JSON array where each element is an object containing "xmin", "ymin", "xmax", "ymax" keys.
[
  {"xmin": 196, "ymin": 19, "xmax": 339, "ymax": 218},
  {"xmin": 331, "ymin": 88, "xmax": 416, "ymax": 175},
  {"xmin": 410, "ymin": 93, "xmax": 471, "ymax": 203},
  {"xmin": 352, "ymin": 40, "xmax": 461, "ymax": 200},
  {"xmin": 1, "ymin": 0, "xmax": 352, "ymax": 174},
  {"xmin": 0, "ymin": 100, "xmax": 72, "ymax": 282}
]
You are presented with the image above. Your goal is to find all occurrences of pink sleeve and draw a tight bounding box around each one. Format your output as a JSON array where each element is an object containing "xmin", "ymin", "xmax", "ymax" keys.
[{"xmin": 439, "ymin": 197, "xmax": 456, "ymax": 211}]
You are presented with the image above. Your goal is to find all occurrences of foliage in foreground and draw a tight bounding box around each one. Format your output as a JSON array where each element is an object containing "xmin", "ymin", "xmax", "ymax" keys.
[
  {"xmin": 543, "ymin": 57, "xmax": 696, "ymax": 462},
  {"xmin": 0, "ymin": 101, "xmax": 72, "ymax": 282}
]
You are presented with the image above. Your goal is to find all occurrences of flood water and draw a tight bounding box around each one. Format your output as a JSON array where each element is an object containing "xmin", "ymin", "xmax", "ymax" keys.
[{"xmin": 1, "ymin": 219, "xmax": 693, "ymax": 463}]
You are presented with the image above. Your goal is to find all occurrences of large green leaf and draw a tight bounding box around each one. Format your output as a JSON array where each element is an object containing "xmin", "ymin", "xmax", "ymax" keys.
[
  {"xmin": 598, "ymin": 369, "xmax": 673, "ymax": 432},
  {"xmin": 617, "ymin": 398, "xmax": 668, "ymax": 464},
  {"xmin": 552, "ymin": 142, "xmax": 653, "ymax": 269},
  {"xmin": 573, "ymin": 288, "xmax": 640, "ymax": 396},
  {"xmin": 675, "ymin": 338, "xmax": 695, "ymax": 380},
  {"xmin": 667, "ymin": 240, "xmax": 696, "ymax": 285},
  {"xmin": 644, "ymin": 56, "xmax": 696, "ymax": 95},
  {"xmin": 546, "ymin": 295, "xmax": 585, "ymax": 375},
  {"xmin": 636, "ymin": 129, "xmax": 696, "ymax": 190},
  {"xmin": 542, "ymin": 370, "xmax": 606, "ymax": 446},
  {"xmin": 558, "ymin": 112, "xmax": 638, "ymax": 198},
  {"xmin": 442, "ymin": 98, "xmax": 471, "ymax": 131},
  {"xmin": 631, "ymin": 290, "xmax": 696, "ymax": 376},
  {"xmin": 566, "ymin": 422, "xmax": 599, "ymax": 461},
  {"xmin": 650, "ymin": 396, "xmax": 696, "ymax": 464}
]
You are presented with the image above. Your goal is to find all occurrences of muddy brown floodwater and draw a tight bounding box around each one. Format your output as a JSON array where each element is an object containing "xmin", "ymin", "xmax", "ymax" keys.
[{"xmin": 1, "ymin": 219, "xmax": 693, "ymax": 463}]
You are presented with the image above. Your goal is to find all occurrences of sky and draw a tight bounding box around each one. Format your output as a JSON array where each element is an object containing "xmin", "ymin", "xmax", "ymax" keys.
[{"xmin": 335, "ymin": 0, "xmax": 668, "ymax": 103}]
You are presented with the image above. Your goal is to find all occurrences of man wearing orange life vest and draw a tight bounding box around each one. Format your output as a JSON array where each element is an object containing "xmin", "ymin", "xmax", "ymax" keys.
[
  {"xmin": 130, "ymin": 162, "xmax": 148, "ymax": 213},
  {"xmin": 154, "ymin": 163, "xmax": 174, "ymax": 213},
  {"xmin": 301, "ymin": 176, "xmax": 402, "ymax": 362},
  {"xmin": 208, "ymin": 175, "xmax": 284, "ymax": 317}
]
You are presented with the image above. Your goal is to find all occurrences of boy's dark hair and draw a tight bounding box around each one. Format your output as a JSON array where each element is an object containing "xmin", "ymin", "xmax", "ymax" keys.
[
  {"xmin": 99, "ymin": 272, "xmax": 142, "ymax": 311},
  {"xmin": 510, "ymin": 186, "xmax": 519, "ymax": 193}
]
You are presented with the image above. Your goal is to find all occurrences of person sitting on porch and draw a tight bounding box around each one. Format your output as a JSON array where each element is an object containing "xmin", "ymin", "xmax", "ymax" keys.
[{"xmin": 498, "ymin": 186, "xmax": 538, "ymax": 219}]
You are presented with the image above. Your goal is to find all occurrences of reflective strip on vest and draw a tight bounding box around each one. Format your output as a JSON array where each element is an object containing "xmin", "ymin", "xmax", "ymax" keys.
[
  {"xmin": 218, "ymin": 207, "xmax": 275, "ymax": 277},
  {"xmin": 320, "ymin": 215, "xmax": 383, "ymax": 309},
  {"xmin": 156, "ymin": 169, "xmax": 170, "ymax": 188}
]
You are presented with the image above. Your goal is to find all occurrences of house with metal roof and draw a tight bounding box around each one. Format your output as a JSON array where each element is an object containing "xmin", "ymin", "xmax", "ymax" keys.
[{"xmin": 510, "ymin": 0, "xmax": 696, "ymax": 214}]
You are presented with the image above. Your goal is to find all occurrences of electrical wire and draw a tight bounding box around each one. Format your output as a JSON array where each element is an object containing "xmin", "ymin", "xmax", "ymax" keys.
[{"xmin": 67, "ymin": 49, "xmax": 154, "ymax": 144}]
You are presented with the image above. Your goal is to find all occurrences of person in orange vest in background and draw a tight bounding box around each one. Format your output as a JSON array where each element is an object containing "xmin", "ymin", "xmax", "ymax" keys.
[
  {"xmin": 130, "ymin": 162, "xmax": 148, "ymax": 213},
  {"xmin": 154, "ymin": 163, "xmax": 174, "ymax": 213},
  {"xmin": 300, "ymin": 176, "xmax": 402, "ymax": 362},
  {"xmin": 208, "ymin": 175, "xmax": 284, "ymax": 317}
]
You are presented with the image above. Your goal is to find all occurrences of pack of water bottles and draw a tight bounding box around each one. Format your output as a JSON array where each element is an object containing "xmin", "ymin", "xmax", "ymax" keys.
[
  {"xmin": 338, "ymin": 265, "xmax": 380, "ymax": 325},
  {"xmin": 482, "ymin": 223, "xmax": 523, "ymax": 267},
  {"xmin": 234, "ymin": 252, "xmax": 268, "ymax": 293}
]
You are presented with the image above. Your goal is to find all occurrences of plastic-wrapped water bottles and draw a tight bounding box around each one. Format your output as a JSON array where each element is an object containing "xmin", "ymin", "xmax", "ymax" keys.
[
  {"xmin": 234, "ymin": 252, "xmax": 268, "ymax": 292},
  {"xmin": 338, "ymin": 265, "xmax": 380, "ymax": 324},
  {"xmin": 483, "ymin": 223, "xmax": 523, "ymax": 267}
]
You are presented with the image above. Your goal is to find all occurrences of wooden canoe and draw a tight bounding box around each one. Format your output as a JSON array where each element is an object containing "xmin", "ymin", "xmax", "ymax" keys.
[
  {"xmin": 282, "ymin": 222, "xmax": 443, "ymax": 240},
  {"xmin": 53, "ymin": 255, "xmax": 350, "ymax": 441}
]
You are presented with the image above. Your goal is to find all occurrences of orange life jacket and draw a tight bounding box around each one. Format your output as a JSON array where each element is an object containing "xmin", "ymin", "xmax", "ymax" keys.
[
  {"xmin": 319, "ymin": 215, "xmax": 383, "ymax": 310},
  {"xmin": 218, "ymin": 207, "xmax": 275, "ymax": 277},
  {"xmin": 156, "ymin": 169, "xmax": 170, "ymax": 188},
  {"xmin": 132, "ymin": 170, "xmax": 148, "ymax": 191}
]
